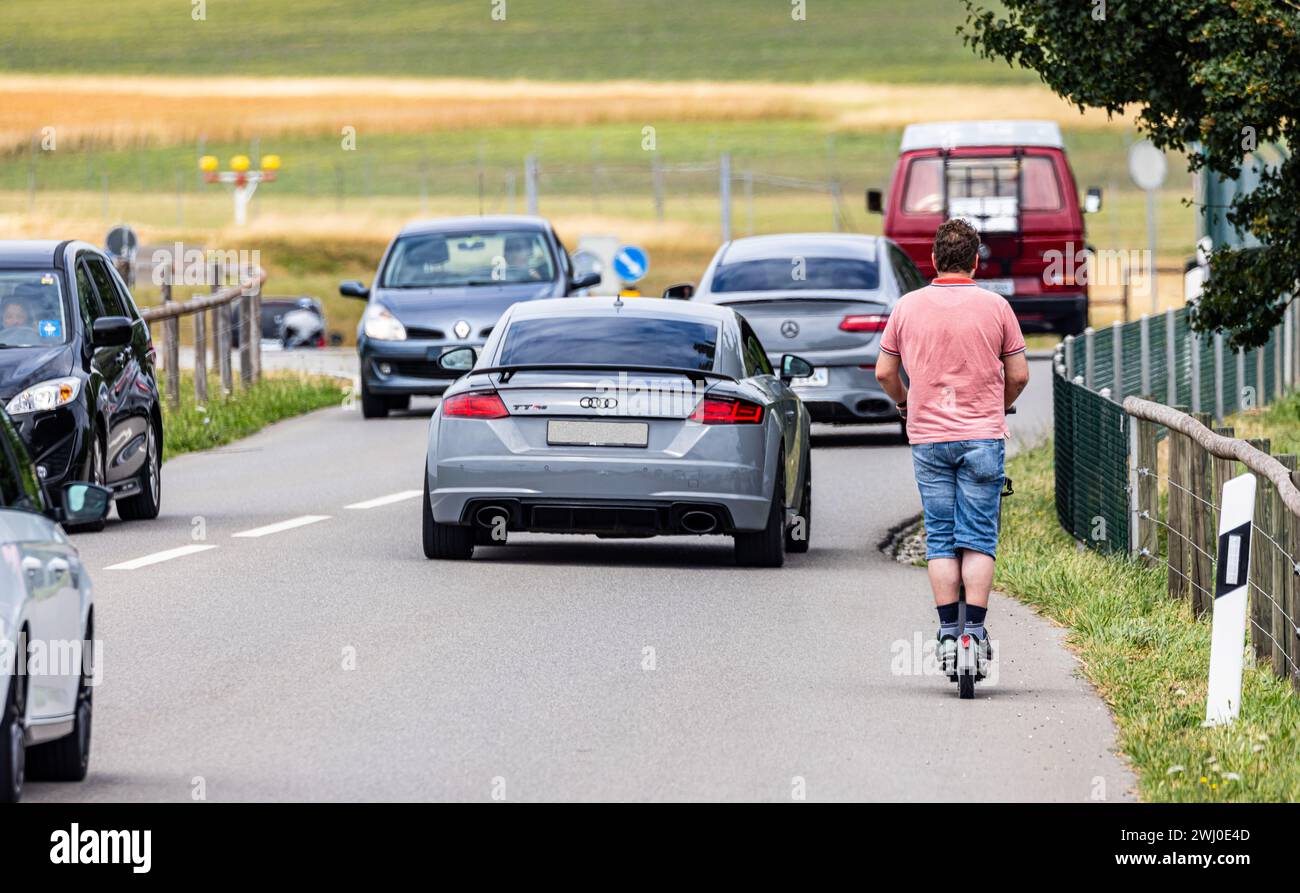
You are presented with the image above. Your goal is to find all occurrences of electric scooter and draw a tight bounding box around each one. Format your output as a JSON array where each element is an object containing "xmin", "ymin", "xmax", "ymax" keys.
[{"xmin": 946, "ymin": 408, "xmax": 1015, "ymax": 699}]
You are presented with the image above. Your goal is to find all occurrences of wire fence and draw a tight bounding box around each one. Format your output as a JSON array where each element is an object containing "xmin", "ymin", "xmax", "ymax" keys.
[{"xmin": 1053, "ymin": 302, "xmax": 1300, "ymax": 692}]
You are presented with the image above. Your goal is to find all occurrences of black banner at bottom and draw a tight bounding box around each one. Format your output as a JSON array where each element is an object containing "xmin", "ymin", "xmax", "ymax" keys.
[{"xmin": 1, "ymin": 802, "xmax": 1291, "ymax": 878}]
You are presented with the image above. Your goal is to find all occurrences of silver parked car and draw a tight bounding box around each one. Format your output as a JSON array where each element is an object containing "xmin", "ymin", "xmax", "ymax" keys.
[
  {"xmin": 683, "ymin": 233, "xmax": 925, "ymax": 434},
  {"xmin": 422, "ymin": 297, "xmax": 813, "ymax": 566}
]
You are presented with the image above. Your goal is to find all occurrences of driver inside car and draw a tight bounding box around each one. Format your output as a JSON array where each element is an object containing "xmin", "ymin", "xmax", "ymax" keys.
[{"xmin": 502, "ymin": 235, "xmax": 543, "ymax": 281}]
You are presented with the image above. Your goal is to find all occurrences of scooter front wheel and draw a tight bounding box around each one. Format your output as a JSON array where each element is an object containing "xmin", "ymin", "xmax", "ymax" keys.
[{"xmin": 958, "ymin": 673, "xmax": 975, "ymax": 699}]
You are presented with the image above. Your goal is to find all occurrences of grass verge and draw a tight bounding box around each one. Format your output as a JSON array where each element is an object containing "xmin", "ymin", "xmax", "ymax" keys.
[
  {"xmin": 160, "ymin": 371, "xmax": 348, "ymax": 461},
  {"xmin": 996, "ymin": 439, "xmax": 1300, "ymax": 802}
]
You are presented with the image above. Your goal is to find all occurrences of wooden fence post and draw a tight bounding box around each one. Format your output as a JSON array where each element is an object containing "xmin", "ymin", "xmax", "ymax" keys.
[
  {"xmin": 250, "ymin": 281, "xmax": 263, "ymax": 384},
  {"xmin": 1190, "ymin": 412, "xmax": 1215, "ymax": 616},
  {"xmin": 218, "ymin": 302, "xmax": 233, "ymax": 397},
  {"xmin": 1211, "ymin": 427, "xmax": 1236, "ymax": 538},
  {"xmin": 239, "ymin": 289, "xmax": 253, "ymax": 390},
  {"xmin": 1272, "ymin": 455, "xmax": 1296, "ymax": 680},
  {"xmin": 161, "ymin": 276, "xmax": 180, "ymax": 410},
  {"xmin": 1167, "ymin": 414, "xmax": 1189, "ymax": 603},
  {"xmin": 1248, "ymin": 438, "xmax": 1272, "ymax": 663},
  {"xmin": 1290, "ymin": 467, "xmax": 1300, "ymax": 693},
  {"xmin": 1136, "ymin": 419, "xmax": 1159, "ymax": 563},
  {"xmin": 193, "ymin": 309, "xmax": 207, "ymax": 404}
]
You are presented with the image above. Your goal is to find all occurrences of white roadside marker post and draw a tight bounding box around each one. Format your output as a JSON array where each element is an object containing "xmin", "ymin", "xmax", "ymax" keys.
[{"xmin": 1205, "ymin": 472, "xmax": 1257, "ymax": 726}]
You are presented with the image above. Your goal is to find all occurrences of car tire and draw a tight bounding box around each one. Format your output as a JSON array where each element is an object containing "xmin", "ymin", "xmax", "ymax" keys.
[
  {"xmin": 360, "ymin": 380, "xmax": 389, "ymax": 419},
  {"xmin": 115, "ymin": 422, "xmax": 161, "ymax": 521},
  {"xmin": 67, "ymin": 433, "xmax": 107, "ymax": 533},
  {"xmin": 899, "ymin": 420, "xmax": 910, "ymax": 444},
  {"xmin": 735, "ymin": 465, "xmax": 786, "ymax": 568},
  {"xmin": 0, "ymin": 670, "xmax": 26, "ymax": 803},
  {"xmin": 785, "ymin": 449, "xmax": 811, "ymax": 554},
  {"xmin": 27, "ymin": 615, "xmax": 92, "ymax": 782},
  {"xmin": 423, "ymin": 474, "xmax": 473, "ymax": 560},
  {"xmin": 387, "ymin": 394, "xmax": 411, "ymax": 412}
]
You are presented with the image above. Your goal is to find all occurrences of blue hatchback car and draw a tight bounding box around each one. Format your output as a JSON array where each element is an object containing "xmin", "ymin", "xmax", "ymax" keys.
[{"xmin": 339, "ymin": 215, "xmax": 601, "ymax": 418}]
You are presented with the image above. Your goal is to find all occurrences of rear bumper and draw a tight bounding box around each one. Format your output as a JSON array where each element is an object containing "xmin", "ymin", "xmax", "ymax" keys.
[
  {"xmin": 456, "ymin": 497, "xmax": 741, "ymax": 536},
  {"xmin": 360, "ymin": 337, "xmax": 483, "ymax": 396},
  {"xmin": 791, "ymin": 365, "xmax": 897, "ymax": 424},
  {"xmin": 1006, "ymin": 294, "xmax": 1086, "ymax": 333},
  {"xmin": 427, "ymin": 456, "xmax": 770, "ymax": 531}
]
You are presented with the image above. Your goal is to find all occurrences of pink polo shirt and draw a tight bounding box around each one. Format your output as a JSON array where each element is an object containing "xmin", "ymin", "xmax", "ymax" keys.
[{"xmin": 878, "ymin": 276, "xmax": 1025, "ymax": 444}]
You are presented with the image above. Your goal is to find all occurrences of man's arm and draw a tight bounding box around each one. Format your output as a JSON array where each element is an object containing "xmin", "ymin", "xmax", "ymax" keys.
[
  {"xmin": 875, "ymin": 352, "xmax": 907, "ymax": 406},
  {"xmin": 1003, "ymin": 351, "xmax": 1029, "ymax": 408}
]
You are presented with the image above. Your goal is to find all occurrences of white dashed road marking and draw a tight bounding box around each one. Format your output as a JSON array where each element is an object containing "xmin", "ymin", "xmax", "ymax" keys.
[
  {"xmin": 345, "ymin": 490, "xmax": 422, "ymax": 510},
  {"xmin": 233, "ymin": 515, "xmax": 332, "ymax": 538},
  {"xmin": 105, "ymin": 544, "xmax": 218, "ymax": 571}
]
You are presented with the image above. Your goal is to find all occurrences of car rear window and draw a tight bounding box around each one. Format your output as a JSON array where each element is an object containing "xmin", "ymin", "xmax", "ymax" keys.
[
  {"xmin": 710, "ymin": 257, "xmax": 879, "ymax": 292},
  {"xmin": 903, "ymin": 155, "xmax": 1063, "ymax": 214},
  {"xmin": 498, "ymin": 316, "xmax": 718, "ymax": 370}
]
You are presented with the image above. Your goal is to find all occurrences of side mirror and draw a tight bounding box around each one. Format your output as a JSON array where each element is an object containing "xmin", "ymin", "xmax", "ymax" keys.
[
  {"xmin": 339, "ymin": 280, "xmax": 370, "ymax": 300},
  {"xmin": 662, "ymin": 283, "xmax": 695, "ymax": 300},
  {"xmin": 59, "ymin": 481, "xmax": 111, "ymax": 526},
  {"xmin": 1084, "ymin": 187, "xmax": 1102, "ymax": 214},
  {"xmin": 866, "ymin": 189, "xmax": 884, "ymax": 214},
  {"xmin": 570, "ymin": 250, "xmax": 603, "ymax": 292},
  {"xmin": 780, "ymin": 354, "xmax": 814, "ymax": 383},
  {"xmin": 437, "ymin": 346, "xmax": 477, "ymax": 372},
  {"xmin": 91, "ymin": 316, "xmax": 133, "ymax": 347}
]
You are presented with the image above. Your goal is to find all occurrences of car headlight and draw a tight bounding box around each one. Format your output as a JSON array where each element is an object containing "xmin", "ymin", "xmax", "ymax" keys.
[
  {"xmin": 363, "ymin": 304, "xmax": 407, "ymax": 341},
  {"xmin": 5, "ymin": 377, "xmax": 81, "ymax": 415}
]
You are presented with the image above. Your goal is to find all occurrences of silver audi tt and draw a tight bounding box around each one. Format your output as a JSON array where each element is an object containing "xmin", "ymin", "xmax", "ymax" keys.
[
  {"xmin": 422, "ymin": 297, "xmax": 813, "ymax": 566},
  {"xmin": 687, "ymin": 233, "xmax": 924, "ymax": 435}
]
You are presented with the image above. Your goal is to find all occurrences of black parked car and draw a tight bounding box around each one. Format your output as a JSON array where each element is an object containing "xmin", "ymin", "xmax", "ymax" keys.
[
  {"xmin": 338, "ymin": 215, "xmax": 601, "ymax": 418},
  {"xmin": 0, "ymin": 241, "xmax": 162, "ymax": 529}
]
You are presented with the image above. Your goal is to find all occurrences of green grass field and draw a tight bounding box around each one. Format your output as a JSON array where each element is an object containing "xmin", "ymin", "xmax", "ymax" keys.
[{"xmin": 0, "ymin": 0, "xmax": 1030, "ymax": 84}]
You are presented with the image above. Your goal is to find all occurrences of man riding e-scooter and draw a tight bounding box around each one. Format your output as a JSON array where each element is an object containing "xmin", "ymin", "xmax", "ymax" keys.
[{"xmin": 874, "ymin": 218, "xmax": 1030, "ymax": 686}]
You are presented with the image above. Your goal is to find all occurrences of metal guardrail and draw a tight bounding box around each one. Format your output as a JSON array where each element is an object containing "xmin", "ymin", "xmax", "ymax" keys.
[{"xmin": 144, "ymin": 268, "xmax": 265, "ymax": 408}]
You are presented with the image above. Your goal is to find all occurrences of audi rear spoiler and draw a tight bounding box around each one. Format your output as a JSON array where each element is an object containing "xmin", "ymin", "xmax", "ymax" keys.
[{"xmin": 470, "ymin": 363, "xmax": 736, "ymax": 384}]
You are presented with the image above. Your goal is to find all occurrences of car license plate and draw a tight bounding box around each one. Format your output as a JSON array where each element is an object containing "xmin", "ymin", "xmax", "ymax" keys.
[
  {"xmin": 979, "ymin": 278, "xmax": 1015, "ymax": 296},
  {"xmin": 791, "ymin": 367, "xmax": 829, "ymax": 388},
  {"xmin": 547, "ymin": 419, "xmax": 649, "ymax": 448}
]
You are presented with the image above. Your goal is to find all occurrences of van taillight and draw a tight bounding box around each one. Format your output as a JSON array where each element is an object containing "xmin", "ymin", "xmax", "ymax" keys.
[
  {"xmin": 692, "ymin": 397, "xmax": 764, "ymax": 425},
  {"xmin": 442, "ymin": 390, "xmax": 508, "ymax": 419},
  {"xmin": 839, "ymin": 314, "xmax": 889, "ymax": 333}
]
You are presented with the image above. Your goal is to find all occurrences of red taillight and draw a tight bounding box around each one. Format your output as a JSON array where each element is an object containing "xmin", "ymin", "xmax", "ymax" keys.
[
  {"xmin": 692, "ymin": 396, "xmax": 764, "ymax": 425},
  {"xmin": 839, "ymin": 314, "xmax": 889, "ymax": 333},
  {"xmin": 442, "ymin": 390, "xmax": 508, "ymax": 419}
]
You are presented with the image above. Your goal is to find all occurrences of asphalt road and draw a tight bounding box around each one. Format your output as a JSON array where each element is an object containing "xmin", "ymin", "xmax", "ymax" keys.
[{"xmin": 27, "ymin": 356, "xmax": 1136, "ymax": 802}]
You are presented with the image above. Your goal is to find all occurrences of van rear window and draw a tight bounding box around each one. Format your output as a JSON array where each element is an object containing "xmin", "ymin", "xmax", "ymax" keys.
[{"xmin": 902, "ymin": 156, "xmax": 1063, "ymax": 214}]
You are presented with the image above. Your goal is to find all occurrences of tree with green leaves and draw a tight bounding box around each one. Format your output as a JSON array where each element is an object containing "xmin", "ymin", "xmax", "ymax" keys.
[{"xmin": 960, "ymin": 0, "xmax": 1298, "ymax": 348}]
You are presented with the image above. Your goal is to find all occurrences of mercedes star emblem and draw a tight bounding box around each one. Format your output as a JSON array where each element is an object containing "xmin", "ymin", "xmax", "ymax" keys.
[{"xmin": 780, "ymin": 320, "xmax": 800, "ymax": 339}]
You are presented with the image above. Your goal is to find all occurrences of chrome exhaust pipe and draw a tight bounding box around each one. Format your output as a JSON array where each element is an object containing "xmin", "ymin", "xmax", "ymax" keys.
[
  {"xmin": 474, "ymin": 505, "xmax": 510, "ymax": 528},
  {"xmin": 680, "ymin": 510, "xmax": 719, "ymax": 535}
]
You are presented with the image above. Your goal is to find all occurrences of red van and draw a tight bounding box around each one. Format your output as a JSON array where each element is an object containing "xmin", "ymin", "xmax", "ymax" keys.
[{"xmin": 868, "ymin": 120, "xmax": 1101, "ymax": 335}]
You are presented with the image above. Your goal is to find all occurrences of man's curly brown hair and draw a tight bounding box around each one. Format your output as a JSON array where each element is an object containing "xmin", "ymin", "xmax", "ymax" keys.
[{"xmin": 932, "ymin": 218, "xmax": 981, "ymax": 274}]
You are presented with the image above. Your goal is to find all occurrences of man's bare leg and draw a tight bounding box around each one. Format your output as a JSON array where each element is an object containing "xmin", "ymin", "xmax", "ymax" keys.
[
  {"xmin": 959, "ymin": 550, "xmax": 995, "ymax": 608},
  {"xmin": 927, "ymin": 557, "xmax": 961, "ymax": 606}
]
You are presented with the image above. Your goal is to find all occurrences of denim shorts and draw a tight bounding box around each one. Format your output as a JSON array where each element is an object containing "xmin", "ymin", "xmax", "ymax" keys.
[{"xmin": 911, "ymin": 439, "xmax": 1005, "ymax": 560}]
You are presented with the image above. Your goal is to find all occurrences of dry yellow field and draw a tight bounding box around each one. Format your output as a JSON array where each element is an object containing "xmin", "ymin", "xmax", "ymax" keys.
[{"xmin": 0, "ymin": 74, "xmax": 1134, "ymax": 152}]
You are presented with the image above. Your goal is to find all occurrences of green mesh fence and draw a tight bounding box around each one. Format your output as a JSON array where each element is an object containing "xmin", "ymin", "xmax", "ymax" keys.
[
  {"xmin": 1054, "ymin": 305, "xmax": 1292, "ymax": 554},
  {"xmin": 1053, "ymin": 371, "xmax": 1130, "ymax": 553}
]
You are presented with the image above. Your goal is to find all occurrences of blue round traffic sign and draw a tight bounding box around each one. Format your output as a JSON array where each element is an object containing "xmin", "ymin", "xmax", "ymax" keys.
[{"xmin": 612, "ymin": 245, "xmax": 649, "ymax": 284}]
